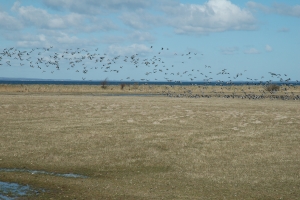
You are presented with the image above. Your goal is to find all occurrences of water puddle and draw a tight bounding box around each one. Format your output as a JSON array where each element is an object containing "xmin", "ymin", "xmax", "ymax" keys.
[
  {"xmin": 0, "ymin": 168, "xmax": 88, "ymax": 199},
  {"xmin": 0, "ymin": 181, "xmax": 42, "ymax": 200},
  {"xmin": 0, "ymin": 168, "xmax": 88, "ymax": 178}
]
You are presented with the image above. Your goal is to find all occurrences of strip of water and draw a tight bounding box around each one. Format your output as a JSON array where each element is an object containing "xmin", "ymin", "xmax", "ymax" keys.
[
  {"xmin": 0, "ymin": 168, "xmax": 88, "ymax": 178},
  {"xmin": 0, "ymin": 168, "xmax": 87, "ymax": 199}
]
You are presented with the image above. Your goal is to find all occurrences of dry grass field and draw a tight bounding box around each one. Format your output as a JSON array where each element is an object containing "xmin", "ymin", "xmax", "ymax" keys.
[
  {"xmin": 0, "ymin": 85, "xmax": 299, "ymax": 199},
  {"xmin": 1, "ymin": 83, "xmax": 300, "ymax": 97}
]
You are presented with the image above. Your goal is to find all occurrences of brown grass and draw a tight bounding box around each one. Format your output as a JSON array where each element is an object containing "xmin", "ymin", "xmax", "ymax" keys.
[
  {"xmin": 265, "ymin": 84, "xmax": 280, "ymax": 92},
  {"xmin": 0, "ymin": 87, "xmax": 299, "ymax": 199},
  {"xmin": 101, "ymin": 78, "xmax": 108, "ymax": 89},
  {"xmin": 1, "ymin": 84, "xmax": 300, "ymax": 97},
  {"xmin": 120, "ymin": 83, "xmax": 126, "ymax": 90}
]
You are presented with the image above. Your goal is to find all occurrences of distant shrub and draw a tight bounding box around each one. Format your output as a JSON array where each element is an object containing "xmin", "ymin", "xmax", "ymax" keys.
[
  {"xmin": 265, "ymin": 84, "xmax": 280, "ymax": 92},
  {"xmin": 132, "ymin": 82, "xmax": 139, "ymax": 90},
  {"xmin": 120, "ymin": 83, "xmax": 126, "ymax": 90},
  {"xmin": 101, "ymin": 78, "xmax": 108, "ymax": 89}
]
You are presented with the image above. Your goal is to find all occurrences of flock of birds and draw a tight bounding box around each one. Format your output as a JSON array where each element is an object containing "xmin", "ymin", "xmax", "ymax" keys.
[{"xmin": 0, "ymin": 46, "xmax": 299, "ymax": 100}]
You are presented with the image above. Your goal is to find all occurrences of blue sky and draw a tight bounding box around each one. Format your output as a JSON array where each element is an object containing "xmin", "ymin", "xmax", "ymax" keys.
[{"xmin": 0, "ymin": 0, "xmax": 299, "ymax": 82}]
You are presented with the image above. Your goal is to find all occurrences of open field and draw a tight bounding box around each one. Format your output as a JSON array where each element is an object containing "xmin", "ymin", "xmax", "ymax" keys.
[{"xmin": 0, "ymin": 85, "xmax": 300, "ymax": 199}]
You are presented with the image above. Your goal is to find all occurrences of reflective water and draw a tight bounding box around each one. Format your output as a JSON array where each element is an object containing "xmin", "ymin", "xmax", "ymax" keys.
[
  {"xmin": 0, "ymin": 168, "xmax": 88, "ymax": 178},
  {"xmin": 0, "ymin": 168, "xmax": 87, "ymax": 199},
  {"xmin": 0, "ymin": 181, "xmax": 40, "ymax": 200}
]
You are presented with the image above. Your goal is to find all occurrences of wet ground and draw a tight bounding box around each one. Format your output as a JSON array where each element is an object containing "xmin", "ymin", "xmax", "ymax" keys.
[
  {"xmin": 0, "ymin": 168, "xmax": 88, "ymax": 178},
  {"xmin": 0, "ymin": 168, "xmax": 87, "ymax": 199},
  {"xmin": 0, "ymin": 181, "xmax": 42, "ymax": 200}
]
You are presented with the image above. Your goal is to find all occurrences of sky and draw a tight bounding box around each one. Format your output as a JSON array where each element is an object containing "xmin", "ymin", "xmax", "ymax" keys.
[{"xmin": 0, "ymin": 0, "xmax": 299, "ymax": 82}]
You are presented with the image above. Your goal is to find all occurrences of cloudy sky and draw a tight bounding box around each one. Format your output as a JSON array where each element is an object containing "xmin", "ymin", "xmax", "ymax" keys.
[{"xmin": 0, "ymin": 0, "xmax": 299, "ymax": 82}]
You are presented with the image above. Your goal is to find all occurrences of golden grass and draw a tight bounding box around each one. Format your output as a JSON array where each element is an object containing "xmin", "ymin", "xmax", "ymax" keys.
[
  {"xmin": 1, "ymin": 84, "xmax": 300, "ymax": 98},
  {"xmin": 0, "ymin": 84, "xmax": 165, "ymax": 94},
  {"xmin": 0, "ymin": 87, "xmax": 299, "ymax": 199}
]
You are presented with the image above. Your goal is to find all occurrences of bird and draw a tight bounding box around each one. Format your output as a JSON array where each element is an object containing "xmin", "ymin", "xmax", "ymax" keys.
[{"xmin": 0, "ymin": 45, "xmax": 298, "ymax": 101}]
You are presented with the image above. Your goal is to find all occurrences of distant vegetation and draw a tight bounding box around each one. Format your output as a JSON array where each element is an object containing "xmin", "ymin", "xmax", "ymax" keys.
[
  {"xmin": 120, "ymin": 83, "xmax": 126, "ymax": 90},
  {"xmin": 265, "ymin": 84, "xmax": 280, "ymax": 92},
  {"xmin": 101, "ymin": 78, "xmax": 108, "ymax": 89}
]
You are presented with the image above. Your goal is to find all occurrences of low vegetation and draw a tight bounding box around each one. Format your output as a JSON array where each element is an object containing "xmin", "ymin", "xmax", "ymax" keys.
[
  {"xmin": 265, "ymin": 84, "xmax": 280, "ymax": 92},
  {"xmin": 0, "ymin": 92, "xmax": 299, "ymax": 199},
  {"xmin": 120, "ymin": 83, "xmax": 126, "ymax": 90},
  {"xmin": 0, "ymin": 84, "xmax": 299, "ymax": 97},
  {"xmin": 100, "ymin": 78, "xmax": 108, "ymax": 89}
]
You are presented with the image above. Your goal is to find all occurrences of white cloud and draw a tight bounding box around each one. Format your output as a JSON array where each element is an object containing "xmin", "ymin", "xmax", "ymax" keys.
[
  {"xmin": 120, "ymin": 10, "xmax": 163, "ymax": 30},
  {"xmin": 247, "ymin": 2, "xmax": 270, "ymax": 12},
  {"xmin": 11, "ymin": 2, "xmax": 117, "ymax": 32},
  {"xmin": 100, "ymin": 31, "xmax": 155, "ymax": 45},
  {"xmin": 247, "ymin": 1, "xmax": 300, "ymax": 18},
  {"xmin": 220, "ymin": 47, "xmax": 239, "ymax": 55},
  {"xmin": 39, "ymin": 30, "xmax": 99, "ymax": 48},
  {"xmin": 43, "ymin": 0, "xmax": 258, "ymax": 35},
  {"xmin": 3, "ymin": 0, "xmax": 258, "ymax": 40},
  {"xmin": 128, "ymin": 31, "xmax": 155, "ymax": 42},
  {"xmin": 11, "ymin": 33, "xmax": 52, "ymax": 48},
  {"xmin": 107, "ymin": 44, "xmax": 152, "ymax": 56},
  {"xmin": 43, "ymin": 0, "xmax": 151, "ymax": 14},
  {"xmin": 12, "ymin": 2, "xmax": 83, "ymax": 29},
  {"xmin": 161, "ymin": 0, "xmax": 257, "ymax": 34},
  {"xmin": 272, "ymin": 3, "xmax": 300, "ymax": 17},
  {"xmin": 265, "ymin": 45, "xmax": 272, "ymax": 52},
  {"xmin": 82, "ymin": 17, "xmax": 119, "ymax": 32},
  {"xmin": 4, "ymin": 30, "xmax": 98, "ymax": 49},
  {"xmin": 277, "ymin": 27, "xmax": 290, "ymax": 32},
  {"xmin": 244, "ymin": 48, "xmax": 260, "ymax": 54},
  {"xmin": 0, "ymin": 11, "xmax": 23, "ymax": 30}
]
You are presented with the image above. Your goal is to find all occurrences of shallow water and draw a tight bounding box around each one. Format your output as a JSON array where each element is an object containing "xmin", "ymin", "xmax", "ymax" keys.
[
  {"xmin": 0, "ymin": 168, "xmax": 88, "ymax": 178},
  {"xmin": 0, "ymin": 181, "xmax": 40, "ymax": 199},
  {"xmin": 0, "ymin": 168, "xmax": 87, "ymax": 199}
]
